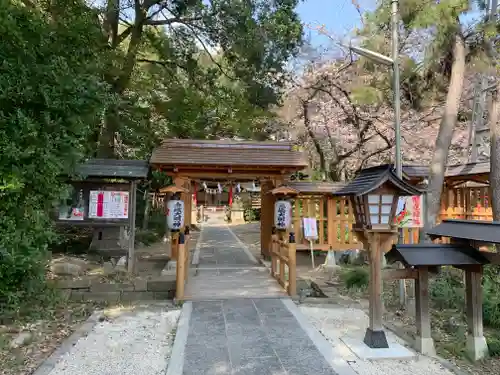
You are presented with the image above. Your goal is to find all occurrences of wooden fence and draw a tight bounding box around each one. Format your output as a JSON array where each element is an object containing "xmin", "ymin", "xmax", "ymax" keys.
[
  {"xmin": 439, "ymin": 186, "xmax": 492, "ymax": 221},
  {"xmin": 151, "ymin": 185, "xmax": 492, "ymax": 251},
  {"xmin": 291, "ymin": 185, "xmax": 491, "ymax": 250},
  {"xmin": 270, "ymin": 231, "xmax": 296, "ymax": 296}
]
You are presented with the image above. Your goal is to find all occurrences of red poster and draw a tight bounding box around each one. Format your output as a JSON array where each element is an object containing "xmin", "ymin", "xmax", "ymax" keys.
[
  {"xmin": 96, "ymin": 192, "xmax": 104, "ymax": 217},
  {"xmin": 229, "ymin": 185, "xmax": 233, "ymax": 206},
  {"xmin": 193, "ymin": 182, "xmax": 197, "ymax": 206},
  {"xmin": 412, "ymin": 196, "xmax": 421, "ymax": 226}
]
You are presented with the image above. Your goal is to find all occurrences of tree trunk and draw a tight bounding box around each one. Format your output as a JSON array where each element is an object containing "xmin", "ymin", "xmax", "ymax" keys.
[
  {"xmin": 489, "ymin": 82, "xmax": 500, "ymax": 222},
  {"xmin": 302, "ymin": 101, "xmax": 328, "ymax": 177},
  {"xmin": 422, "ymin": 34, "xmax": 466, "ymax": 239},
  {"xmin": 142, "ymin": 187, "xmax": 151, "ymax": 230},
  {"xmin": 97, "ymin": 2, "xmax": 146, "ymax": 158}
]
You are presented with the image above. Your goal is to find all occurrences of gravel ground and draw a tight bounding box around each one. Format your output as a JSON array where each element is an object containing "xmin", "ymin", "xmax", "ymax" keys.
[
  {"xmin": 46, "ymin": 308, "xmax": 180, "ymax": 375},
  {"xmin": 299, "ymin": 304, "xmax": 457, "ymax": 375}
]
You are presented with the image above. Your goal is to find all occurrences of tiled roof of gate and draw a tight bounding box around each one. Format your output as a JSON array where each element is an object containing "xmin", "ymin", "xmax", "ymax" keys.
[{"xmin": 150, "ymin": 139, "xmax": 308, "ymax": 168}]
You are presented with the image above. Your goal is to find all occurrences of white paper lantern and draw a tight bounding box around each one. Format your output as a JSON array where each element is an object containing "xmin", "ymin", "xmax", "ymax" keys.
[
  {"xmin": 274, "ymin": 200, "xmax": 292, "ymax": 230},
  {"xmin": 167, "ymin": 199, "xmax": 185, "ymax": 231}
]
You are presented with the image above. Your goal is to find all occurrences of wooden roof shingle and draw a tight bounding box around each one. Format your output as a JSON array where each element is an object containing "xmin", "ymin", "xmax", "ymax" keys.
[
  {"xmin": 332, "ymin": 164, "xmax": 422, "ymax": 196},
  {"xmin": 150, "ymin": 139, "xmax": 308, "ymax": 169},
  {"xmin": 427, "ymin": 219, "xmax": 500, "ymax": 244},
  {"xmin": 287, "ymin": 181, "xmax": 345, "ymax": 194},
  {"xmin": 386, "ymin": 244, "xmax": 490, "ymax": 267},
  {"xmin": 74, "ymin": 159, "xmax": 149, "ymax": 179},
  {"xmin": 400, "ymin": 161, "xmax": 490, "ymax": 179}
]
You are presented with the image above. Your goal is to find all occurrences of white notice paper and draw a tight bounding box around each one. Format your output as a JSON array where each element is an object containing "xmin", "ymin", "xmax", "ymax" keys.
[
  {"xmin": 88, "ymin": 191, "xmax": 129, "ymax": 219},
  {"xmin": 302, "ymin": 217, "xmax": 318, "ymax": 240}
]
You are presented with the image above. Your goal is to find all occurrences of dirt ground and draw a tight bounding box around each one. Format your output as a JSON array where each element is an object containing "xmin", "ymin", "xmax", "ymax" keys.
[{"xmin": 229, "ymin": 222, "xmax": 500, "ymax": 375}]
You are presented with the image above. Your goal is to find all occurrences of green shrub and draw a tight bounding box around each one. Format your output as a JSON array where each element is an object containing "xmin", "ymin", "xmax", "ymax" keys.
[
  {"xmin": 148, "ymin": 209, "xmax": 167, "ymax": 238},
  {"xmin": 342, "ymin": 267, "xmax": 369, "ymax": 290},
  {"xmin": 135, "ymin": 230, "xmax": 161, "ymax": 246},
  {"xmin": 244, "ymin": 208, "xmax": 260, "ymax": 222},
  {"xmin": 483, "ymin": 265, "xmax": 500, "ymax": 329},
  {"xmin": 429, "ymin": 267, "xmax": 465, "ymax": 310},
  {"xmin": 487, "ymin": 334, "xmax": 500, "ymax": 357},
  {"xmin": 0, "ymin": 0, "xmax": 111, "ymax": 314}
]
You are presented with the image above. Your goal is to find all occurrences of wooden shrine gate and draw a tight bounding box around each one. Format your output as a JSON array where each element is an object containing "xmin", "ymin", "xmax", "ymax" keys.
[{"xmin": 149, "ymin": 139, "xmax": 308, "ymax": 300}]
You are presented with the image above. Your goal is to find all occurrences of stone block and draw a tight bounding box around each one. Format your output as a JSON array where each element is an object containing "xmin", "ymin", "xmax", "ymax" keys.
[
  {"xmin": 121, "ymin": 291, "xmax": 155, "ymax": 302},
  {"xmin": 147, "ymin": 278, "xmax": 176, "ymax": 292},
  {"xmin": 91, "ymin": 282, "xmax": 134, "ymax": 293},
  {"xmin": 69, "ymin": 291, "xmax": 85, "ymax": 301},
  {"xmin": 50, "ymin": 262, "xmax": 83, "ymax": 276},
  {"xmin": 53, "ymin": 278, "xmax": 91, "ymax": 289},
  {"xmin": 133, "ymin": 278, "xmax": 148, "ymax": 291},
  {"xmin": 59, "ymin": 289, "xmax": 72, "ymax": 301},
  {"xmin": 83, "ymin": 292, "xmax": 120, "ymax": 303},
  {"xmin": 153, "ymin": 291, "xmax": 174, "ymax": 300}
]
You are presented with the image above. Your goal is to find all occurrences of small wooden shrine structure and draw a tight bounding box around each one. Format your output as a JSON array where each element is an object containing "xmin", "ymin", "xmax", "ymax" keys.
[
  {"xmin": 56, "ymin": 159, "xmax": 149, "ymax": 273},
  {"xmin": 385, "ymin": 219, "xmax": 500, "ymax": 360}
]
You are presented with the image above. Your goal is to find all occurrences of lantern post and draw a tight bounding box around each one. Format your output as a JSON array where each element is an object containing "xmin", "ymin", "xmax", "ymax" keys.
[
  {"xmin": 163, "ymin": 185, "xmax": 188, "ymax": 271},
  {"xmin": 271, "ymin": 185, "xmax": 299, "ymax": 296},
  {"xmin": 332, "ymin": 165, "xmax": 422, "ymax": 349}
]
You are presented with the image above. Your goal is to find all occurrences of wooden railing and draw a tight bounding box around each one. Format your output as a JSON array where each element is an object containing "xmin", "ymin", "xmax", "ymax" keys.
[{"xmin": 270, "ymin": 230, "xmax": 296, "ymax": 296}]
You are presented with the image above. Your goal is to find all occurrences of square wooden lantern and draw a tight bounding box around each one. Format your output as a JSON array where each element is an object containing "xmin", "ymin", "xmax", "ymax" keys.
[
  {"xmin": 340, "ymin": 165, "xmax": 422, "ymax": 231},
  {"xmin": 333, "ymin": 164, "xmax": 422, "ymax": 349}
]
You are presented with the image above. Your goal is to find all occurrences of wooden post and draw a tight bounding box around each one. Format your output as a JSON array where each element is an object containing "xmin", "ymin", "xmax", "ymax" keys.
[
  {"xmin": 414, "ymin": 266, "xmax": 435, "ymax": 355},
  {"xmin": 363, "ymin": 231, "xmax": 389, "ymax": 348},
  {"xmin": 260, "ymin": 180, "xmax": 275, "ymax": 257},
  {"xmin": 184, "ymin": 227, "xmax": 190, "ymax": 282},
  {"xmin": 176, "ymin": 232, "xmax": 186, "ymax": 301},
  {"xmin": 279, "ymin": 231, "xmax": 285, "ymax": 282},
  {"xmin": 327, "ymin": 197, "xmax": 335, "ymax": 250},
  {"xmin": 465, "ymin": 266, "xmax": 488, "ymax": 361},
  {"xmin": 271, "ymin": 228, "xmax": 278, "ymax": 277},
  {"xmin": 288, "ymin": 231, "xmax": 297, "ymax": 296},
  {"xmin": 171, "ymin": 231, "xmax": 179, "ymax": 260},
  {"xmin": 127, "ymin": 180, "xmax": 137, "ymax": 274}
]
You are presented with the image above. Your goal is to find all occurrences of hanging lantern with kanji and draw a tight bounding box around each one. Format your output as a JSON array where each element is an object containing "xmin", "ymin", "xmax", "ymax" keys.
[
  {"xmin": 274, "ymin": 199, "xmax": 291, "ymax": 230},
  {"xmin": 166, "ymin": 194, "xmax": 185, "ymax": 231},
  {"xmin": 271, "ymin": 185, "xmax": 299, "ymax": 231}
]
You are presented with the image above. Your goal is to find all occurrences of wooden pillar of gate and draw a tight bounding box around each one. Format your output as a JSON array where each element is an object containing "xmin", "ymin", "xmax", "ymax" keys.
[{"xmin": 260, "ymin": 179, "xmax": 275, "ymax": 258}]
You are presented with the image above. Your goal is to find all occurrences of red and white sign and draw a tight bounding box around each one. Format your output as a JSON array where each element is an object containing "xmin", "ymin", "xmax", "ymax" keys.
[{"xmin": 89, "ymin": 191, "xmax": 129, "ymax": 219}]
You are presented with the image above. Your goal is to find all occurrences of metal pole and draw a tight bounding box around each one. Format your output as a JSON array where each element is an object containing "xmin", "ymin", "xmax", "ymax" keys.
[
  {"xmin": 392, "ymin": 0, "xmax": 402, "ymax": 179},
  {"xmin": 391, "ymin": 0, "xmax": 406, "ymax": 307}
]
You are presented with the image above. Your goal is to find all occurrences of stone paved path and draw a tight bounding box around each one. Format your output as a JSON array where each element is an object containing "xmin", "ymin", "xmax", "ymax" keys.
[
  {"xmin": 185, "ymin": 224, "xmax": 286, "ymax": 300},
  {"xmin": 174, "ymin": 224, "xmax": 341, "ymax": 374},
  {"xmin": 183, "ymin": 299, "xmax": 339, "ymax": 375}
]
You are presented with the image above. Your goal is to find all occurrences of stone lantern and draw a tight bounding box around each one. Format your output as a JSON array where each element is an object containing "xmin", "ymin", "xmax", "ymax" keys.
[{"xmin": 333, "ymin": 164, "xmax": 422, "ymax": 349}]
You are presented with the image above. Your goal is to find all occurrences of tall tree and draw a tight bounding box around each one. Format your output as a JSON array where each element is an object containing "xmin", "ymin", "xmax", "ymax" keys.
[
  {"xmin": 0, "ymin": 0, "xmax": 112, "ymax": 307},
  {"xmin": 95, "ymin": 0, "xmax": 303, "ymax": 156},
  {"xmin": 360, "ymin": 0, "xmax": 479, "ymax": 236}
]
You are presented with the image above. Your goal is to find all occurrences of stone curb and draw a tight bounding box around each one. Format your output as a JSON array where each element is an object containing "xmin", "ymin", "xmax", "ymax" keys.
[
  {"xmin": 32, "ymin": 311, "xmax": 103, "ymax": 375},
  {"xmin": 165, "ymin": 302, "xmax": 192, "ymax": 375}
]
